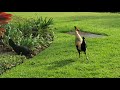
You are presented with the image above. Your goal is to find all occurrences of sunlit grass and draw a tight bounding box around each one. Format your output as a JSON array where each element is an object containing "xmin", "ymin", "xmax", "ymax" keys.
[{"xmin": 1, "ymin": 12, "xmax": 120, "ymax": 78}]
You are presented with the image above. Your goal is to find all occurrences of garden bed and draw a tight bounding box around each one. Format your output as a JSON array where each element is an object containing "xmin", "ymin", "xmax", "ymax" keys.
[{"xmin": 0, "ymin": 15, "xmax": 54, "ymax": 75}]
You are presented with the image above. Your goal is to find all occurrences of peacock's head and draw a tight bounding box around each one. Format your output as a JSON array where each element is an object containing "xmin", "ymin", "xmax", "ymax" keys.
[{"xmin": 74, "ymin": 26, "xmax": 80, "ymax": 31}]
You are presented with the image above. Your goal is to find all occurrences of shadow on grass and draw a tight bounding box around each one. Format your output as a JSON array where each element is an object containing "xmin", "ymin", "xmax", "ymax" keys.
[{"xmin": 46, "ymin": 59, "xmax": 75, "ymax": 70}]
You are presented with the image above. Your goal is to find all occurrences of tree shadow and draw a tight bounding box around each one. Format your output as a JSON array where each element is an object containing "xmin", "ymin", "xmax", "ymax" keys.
[{"xmin": 46, "ymin": 59, "xmax": 75, "ymax": 70}]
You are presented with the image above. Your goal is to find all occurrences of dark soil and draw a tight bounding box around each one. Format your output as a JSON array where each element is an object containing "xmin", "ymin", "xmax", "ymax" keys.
[{"xmin": 0, "ymin": 44, "xmax": 50, "ymax": 58}]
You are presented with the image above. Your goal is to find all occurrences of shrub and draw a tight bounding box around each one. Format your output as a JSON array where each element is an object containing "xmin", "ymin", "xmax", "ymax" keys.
[{"xmin": 3, "ymin": 15, "xmax": 54, "ymax": 50}]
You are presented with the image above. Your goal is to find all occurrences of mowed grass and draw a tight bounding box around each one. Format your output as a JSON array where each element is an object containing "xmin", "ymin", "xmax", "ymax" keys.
[{"xmin": 1, "ymin": 12, "xmax": 120, "ymax": 78}]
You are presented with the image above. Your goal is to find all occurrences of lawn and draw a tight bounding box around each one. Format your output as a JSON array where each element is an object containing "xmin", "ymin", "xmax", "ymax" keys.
[{"xmin": 0, "ymin": 12, "xmax": 120, "ymax": 78}]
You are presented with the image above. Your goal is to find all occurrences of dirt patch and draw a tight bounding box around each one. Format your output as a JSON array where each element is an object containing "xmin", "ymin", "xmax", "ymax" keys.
[
  {"xmin": 0, "ymin": 44, "xmax": 50, "ymax": 57},
  {"xmin": 67, "ymin": 31, "xmax": 107, "ymax": 38},
  {"xmin": 0, "ymin": 46, "xmax": 14, "ymax": 54}
]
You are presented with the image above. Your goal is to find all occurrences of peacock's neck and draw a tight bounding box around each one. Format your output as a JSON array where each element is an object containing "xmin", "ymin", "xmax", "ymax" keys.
[{"xmin": 75, "ymin": 31, "xmax": 82, "ymax": 40}]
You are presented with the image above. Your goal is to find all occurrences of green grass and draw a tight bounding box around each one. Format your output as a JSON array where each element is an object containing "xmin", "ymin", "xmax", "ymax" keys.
[{"xmin": 1, "ymin": 12, "xmax": 120, "ymax": 78}]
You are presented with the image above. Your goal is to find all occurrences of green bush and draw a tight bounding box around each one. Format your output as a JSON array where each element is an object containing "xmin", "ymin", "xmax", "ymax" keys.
[
  {"xmin": 3, "ymin": 15, "xmax": 54, "ymax": 50},
  {"xmin": 0, "ymin": 55, "xmax": 26, "ymax": 75}
]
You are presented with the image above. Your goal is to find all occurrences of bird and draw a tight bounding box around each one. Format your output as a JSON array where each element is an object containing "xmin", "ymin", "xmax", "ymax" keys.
[
  {"xmin": 74, "ymin": 26, "xmax": 88, "ymax": 60},
  {"xmin": 81, "ymin": 37, "xmax": 89, "ymax": 60},
  {"xmin": 8, "ymin": 38, "xmax": 33, "ymax": 58}
]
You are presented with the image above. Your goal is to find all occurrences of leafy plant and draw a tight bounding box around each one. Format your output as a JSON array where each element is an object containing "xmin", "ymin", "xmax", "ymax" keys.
[{"xmin": 3, "ymin": 15, "xmax": 54, "ymax": 50}]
